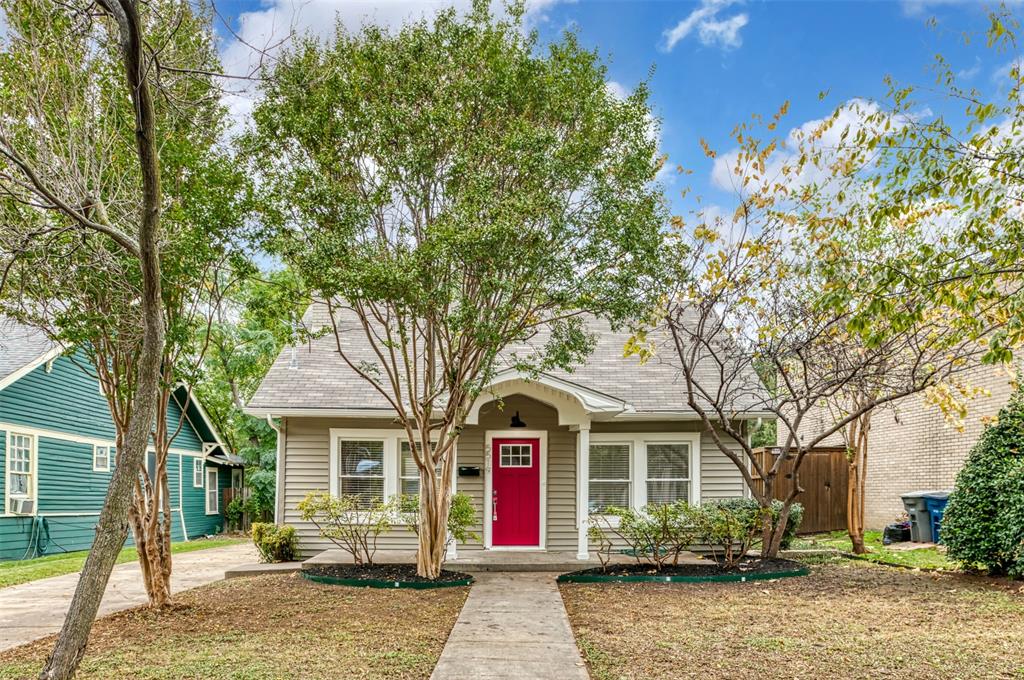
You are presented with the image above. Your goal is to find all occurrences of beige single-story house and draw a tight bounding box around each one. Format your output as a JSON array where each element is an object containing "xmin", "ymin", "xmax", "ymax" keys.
[{"xmin": 245, "ymin": 304, "xmax": 769, "ymax": 559}]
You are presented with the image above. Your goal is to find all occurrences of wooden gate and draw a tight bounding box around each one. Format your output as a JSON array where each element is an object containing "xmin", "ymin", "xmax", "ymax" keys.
[{"xmin": 750, "ymin": 447, "xmax": 848, "ymax": 534}]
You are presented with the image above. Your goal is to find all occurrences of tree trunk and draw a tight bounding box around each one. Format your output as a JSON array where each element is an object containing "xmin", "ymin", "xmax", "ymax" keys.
[
  {"xmin": 416, "ymin": 445, "xmax": 453, "ymax": 579},
  {"xmin": 845, "ymin": 409, "xmax": 871, "ymax": 555},
  {"xmin": 40, "ymin": 1, "xmax": 164, "ymax": 677},
  {"xmin": 130, "ymin": 392, "xmax": 174, "ymax": 608}
]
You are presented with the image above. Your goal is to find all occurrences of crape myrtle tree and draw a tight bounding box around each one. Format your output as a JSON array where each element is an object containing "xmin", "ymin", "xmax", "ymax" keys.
[
  {"xmin": 638, "ymin": 97, "xmax": 1002, "ymax": 559},
  {"xmin": 0, "ymin": 0, "xmax": 242, "ymax": 675},
  {"xmin": 765, "ymin": 12, "xmax": 1024, "ymax": 553},
  {"xmin": 247, "ymin": 2, "xmax": 667, "ymax": 578}
]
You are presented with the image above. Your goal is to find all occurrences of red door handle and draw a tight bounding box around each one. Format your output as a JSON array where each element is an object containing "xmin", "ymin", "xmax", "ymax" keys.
[{"xmin": 492, "ymin": 491, "xmax": 498, "ymax": 522}]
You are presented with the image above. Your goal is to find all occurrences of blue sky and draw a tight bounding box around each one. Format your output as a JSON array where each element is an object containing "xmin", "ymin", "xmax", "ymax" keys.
[{"xmin": 216, "ymin": 0, "xmax": 1021, "ymax": 216}]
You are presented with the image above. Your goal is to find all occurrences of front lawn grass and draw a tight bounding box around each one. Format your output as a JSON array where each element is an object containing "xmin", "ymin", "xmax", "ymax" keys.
[
  {"xmin": 0, "ymin": 536, "xmax": 247, "ymax": 589},
  {"xmin": 0, "ymin": 573, "xmax": 468, "ymax": 679},
  {"xmin": 561, "ymin": 560, "xmax": 1024, "ymax": 680},
  {"xmin": 791, "ymin": 530, "xmax": 955, "ymax": 570}
]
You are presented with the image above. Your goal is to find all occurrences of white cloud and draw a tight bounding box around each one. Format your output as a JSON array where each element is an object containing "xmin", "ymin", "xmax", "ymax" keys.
[
  {"xmin": 992, "ymin": 56, "xmax": 1024, "ymax": 83},
  {"xmin": 901, "ymin": 0, "xmax": 1022, "ymax": 16},
  {"xmin": 661, "ymin": 0, "xmax": 748, "ymax": 52},
  {"xmin": 710, "ymin": 98, "xmax": 908, "ymax": 196},
  {"xmin": 957, "ymin": 57, "xmax": 981, "ymax": 80}
]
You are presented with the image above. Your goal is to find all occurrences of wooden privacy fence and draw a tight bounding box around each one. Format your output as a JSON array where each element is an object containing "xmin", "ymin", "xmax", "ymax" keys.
[{"xmin": 750, "ymin": 446, "xmax": 849, "ymax": 534}]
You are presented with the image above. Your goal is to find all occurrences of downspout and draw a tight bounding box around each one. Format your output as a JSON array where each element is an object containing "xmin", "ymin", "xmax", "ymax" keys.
[
  {"xmin": 178, "ymin": 453, "xmax": 189, "ymax": 540},
  {"xmin": 266, "ymin": 414, "xmax": 284, "ymax": 525}
]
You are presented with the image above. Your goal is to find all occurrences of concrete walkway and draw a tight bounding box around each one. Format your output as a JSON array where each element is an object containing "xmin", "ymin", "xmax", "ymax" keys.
[
  {"xmin": 0, "ymin": 543, "xmax": 255, "ymax": 652},
  {"xmin": 431, "ymin": 572, "xmax": 589, "ymax": 680}
]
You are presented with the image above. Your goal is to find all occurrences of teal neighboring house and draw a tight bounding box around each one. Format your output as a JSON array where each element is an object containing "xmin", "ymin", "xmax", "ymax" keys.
[{"xmin": 0, "ymin": 319, "xmax": 241, "ymax": 561}]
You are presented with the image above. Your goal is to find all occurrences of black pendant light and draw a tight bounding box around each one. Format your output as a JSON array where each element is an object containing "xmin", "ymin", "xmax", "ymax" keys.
[{"xmin": 510, "ymin": 411, "xmax": 527, "ymax": 428}]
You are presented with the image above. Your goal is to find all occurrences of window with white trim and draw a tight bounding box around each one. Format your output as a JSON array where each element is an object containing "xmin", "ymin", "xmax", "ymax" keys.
[
  {"xmin": 338, "ymin": 439, "xmax": 385, "ymax": 508},
  {"xmin": 93, "ymin": 445, "xmax": 112, "ymax": 472},
  {"xmin": 205, "ymin": 467, "xmax": 219, "ymax": 514},
  {"xmin": 646, "ymin": 443, "xmax": 691, "ymax": 505},
  {"xmin": 7, "ymin": 433, "xmax": 34, "ymax": 500},
  {"xmin": 588, "ymin": 443, "xmax": 630, "ymax": 512},
  {"xmin": 193, "ymin": 458, "xmax": 204, "ymax": 487},
  {"xmin": 399, "ymin": 441, "xmax": 438, "ymax": 496}
]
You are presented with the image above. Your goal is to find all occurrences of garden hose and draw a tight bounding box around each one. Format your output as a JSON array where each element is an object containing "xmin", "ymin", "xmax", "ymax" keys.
[{"xmin": 19, "ymin": 515, "xmax": 51, "ymax": 560}]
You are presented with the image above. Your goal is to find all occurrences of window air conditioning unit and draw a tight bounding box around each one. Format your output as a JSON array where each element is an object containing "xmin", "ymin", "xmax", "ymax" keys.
[{"xmin": 9, "ymin": 498, "xmax": 35, "ymax": 515}]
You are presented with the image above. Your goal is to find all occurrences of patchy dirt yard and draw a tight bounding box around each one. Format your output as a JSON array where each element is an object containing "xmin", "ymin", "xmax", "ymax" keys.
[
  {"xmin": 561, "ymin": 559, "xmax": 1024, "ymax": 680},
  {"xmin": 0, "ymin": 573, "xmax": 467, "ymax": 679}
]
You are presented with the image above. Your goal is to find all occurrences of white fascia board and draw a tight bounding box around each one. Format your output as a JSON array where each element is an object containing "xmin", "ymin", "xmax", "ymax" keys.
[{"xmin": 0, "ymin": 346, "xmax": 64, "ymax": 392}]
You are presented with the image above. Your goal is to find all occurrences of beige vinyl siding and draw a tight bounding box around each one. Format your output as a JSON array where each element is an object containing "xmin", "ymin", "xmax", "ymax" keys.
[
  {"xmin": 281, "ymin": 417, "xmax": 420, "ymax": 556},
  {"xmin": 281, "ymin": 408, "xmax": 751, "ymax": 557}
]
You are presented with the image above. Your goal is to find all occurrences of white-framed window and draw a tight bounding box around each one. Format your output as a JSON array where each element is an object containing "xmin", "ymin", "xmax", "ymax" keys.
[
  {"xmin": 193, "ymin": 458, "xmax": 204, "ymax": 488},
  {"xmin": 399, "ymin": 440, "xmax": 438, "ymax": 497},
  {"xmin": 337, "ymin": 439, "xmax": 386, "ymax": 508},
  {"xmin": 328, "ymin": 429, "xmax": 454, "ymax": 510},
  {"xmin": 499, "ymin": 443, "xmax": 533, "ymax": 468},
  {"xmin": 588, "ymin": 433, "xmax": 701, "ymax": 512},
  {"xmin": 93, "ymin": 445, "xmax": 112, "ymax": 472},
  {"xmin": 588, "ymin": 442, "xmax": 631, "ymax": 512},
  {"xmin": 7, "ymin": 432, "xmax": 35, "ymax": 501},
  {"xmin": 205, "ymin": 467, "xmax": 219, "ymax": 514},
  {"xmin": 646, "ymin": 442, "xmax": 691, "ymax": 505}
]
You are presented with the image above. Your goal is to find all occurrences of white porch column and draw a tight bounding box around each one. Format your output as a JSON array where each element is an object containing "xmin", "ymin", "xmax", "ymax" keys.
[{"xmin": 576, "ymin": 426, "xmax": 590, "ymax": 560}]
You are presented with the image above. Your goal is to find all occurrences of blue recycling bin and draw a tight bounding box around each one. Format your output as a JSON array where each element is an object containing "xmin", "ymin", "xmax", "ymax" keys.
[{"xmin": 923, "ymin": 491, "xmax": 952, "ymax": 544}]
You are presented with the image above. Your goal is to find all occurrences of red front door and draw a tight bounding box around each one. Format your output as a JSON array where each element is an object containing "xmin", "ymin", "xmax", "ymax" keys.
[{"xmin": 491, "ymin": 438, "xmax": 541, "ymax": 547}]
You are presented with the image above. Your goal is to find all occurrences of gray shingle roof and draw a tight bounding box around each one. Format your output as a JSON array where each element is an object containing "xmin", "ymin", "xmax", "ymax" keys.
[
  {"xmin": 247, "ymin": 303, "xmax": 768, "ymax": 416},
  {"xmin": 0, "ymin": 318, "xmax": 57, "ymax": 385}
]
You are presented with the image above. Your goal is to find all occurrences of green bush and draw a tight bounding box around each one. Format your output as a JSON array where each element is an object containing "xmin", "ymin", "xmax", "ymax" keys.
[
  {"xmin": 296, "ymin": 492, "xmax": 392, "ymax": 566},
  {"xmin": 713, "ymin": 498, "xmax": 805, "ymax": 550},
  {"xmin": 225, "ymin": 497, "xmax": 244, "ymax": 530},
  {"xmin": 590, "ymin": 502, "xmax": 696, "ymax": 571},
  {"xmin": 688, "ymin": 501, "xmax": 761, "ymax": 567},
  {"xmin": 251, "ymin": 522, "xmax": 297, "ymax": 563},
  {"xmin": 588, "ymin": 498, "xmax": 805, "ymax": 571},
  {"xmin": 942, "ymin": 386, "xmax": 1024, "ymax": 578}
]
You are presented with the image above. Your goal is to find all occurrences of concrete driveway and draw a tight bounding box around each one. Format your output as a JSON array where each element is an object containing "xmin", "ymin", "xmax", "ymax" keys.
[{"xmin": 0, "ymin": 543, "xmax": 255, "ymax": 652}]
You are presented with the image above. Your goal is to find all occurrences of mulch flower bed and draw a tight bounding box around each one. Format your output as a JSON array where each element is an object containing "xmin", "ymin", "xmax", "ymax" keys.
[
  {"xmin": 559, "ymin": 558, "xmax": 809, "ymax": 583},
  {"xmin": 302, "ymin": 563, "xmax": 474, "ymax": 588}
]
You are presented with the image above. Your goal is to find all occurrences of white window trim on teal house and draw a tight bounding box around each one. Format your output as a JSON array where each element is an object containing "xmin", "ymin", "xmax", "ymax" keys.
[
  {"xmin": 193, "ymin": 458, "xmax": 204, "ymax": 488},
  {"xmin": 5, "ymin": 431, "xmax": 37, "ymax": 515},
  {"xmin": 205, "ymin": 467, "xmax": 219, "ymax": 515},
  {"xmin": 587, "ymin": 431, "xmax": 702, "ymax": 515},
  {"xmin": 92, "ymin": 444, "xmax": 113, "ymax": 472}
]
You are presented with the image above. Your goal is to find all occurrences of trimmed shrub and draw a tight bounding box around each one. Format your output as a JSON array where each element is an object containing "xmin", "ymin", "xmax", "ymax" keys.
[
  {"xmin": 590, "ymin": 502, "xmax": 696, "ymax": 571},
  {"xmin": 588, "ymin": 498, "xmax": 805, "ymax": 571},
  {"xmin": 688, "ymin": 500, "xmax": 760, "ymax": 567},
  {"xmin": 251, "ymin": 522, "xmax": 298, "ymax": 563},
  {"xmin": 296, "ymin": 492, "xmax": 392, "ymax": 565},
  {"xmin": 942, "ymin": 386, "xmax": 1024, "ymax": 578}
]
